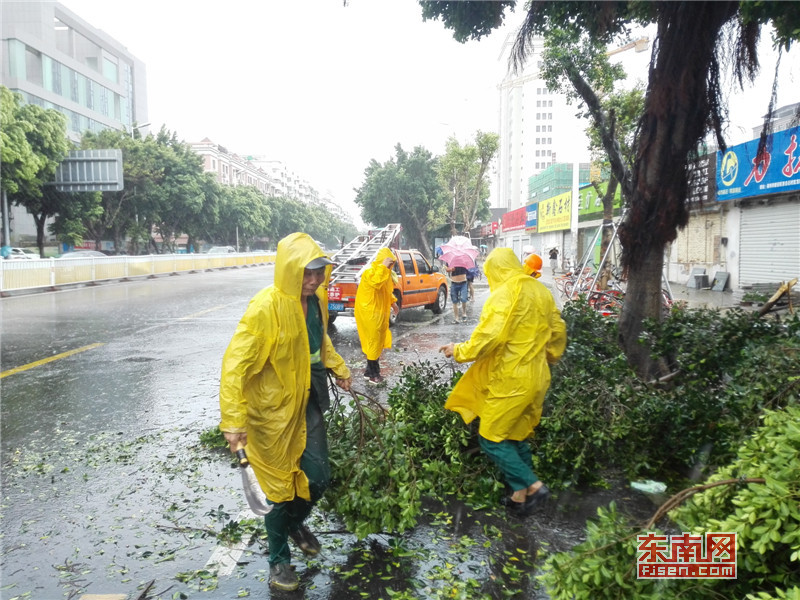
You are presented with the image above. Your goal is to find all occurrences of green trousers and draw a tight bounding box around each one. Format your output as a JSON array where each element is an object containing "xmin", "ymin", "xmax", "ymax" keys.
[
  {"xmin": 264, "ymin": 392, "xmax": 330, "ymax": 565},
  {"xmin": 479, "ymin": 435, "xmax": 539, "ymax": 493}
]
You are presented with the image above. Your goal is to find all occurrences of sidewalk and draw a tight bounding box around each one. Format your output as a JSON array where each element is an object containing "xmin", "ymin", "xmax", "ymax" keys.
[
  {"xmin": 534, "ymin": 269, "xmax": 740, "ymax": 311},
  {"xmin": 471, "ymin": 268, "xmax": 741, "ymax": 310}
]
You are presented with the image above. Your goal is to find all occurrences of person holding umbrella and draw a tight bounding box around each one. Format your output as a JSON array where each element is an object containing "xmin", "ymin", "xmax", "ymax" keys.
[
  {"xmin": 439, "ymin": 236, "xmax": 480, "ymax": 324},
  {"xmin": 219, "ymin": 232, "xmax": 352, "ymax": 591},
  {"xmin": 438, "ymin": 247, "xmax": 567, "ymax": 517}
]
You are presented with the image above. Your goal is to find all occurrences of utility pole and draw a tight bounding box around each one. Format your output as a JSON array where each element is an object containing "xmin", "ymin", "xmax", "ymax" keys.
[{"xmin": 2, "ymin": 189, "xmax": 11, "ymax": 257}]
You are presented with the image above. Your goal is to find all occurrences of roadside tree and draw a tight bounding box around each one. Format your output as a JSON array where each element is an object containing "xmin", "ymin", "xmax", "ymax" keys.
[
  {"xmin": 539, "ymin": 25, "xmax": 645, "ymax": 286},
  {"xmin": 437, "ymin": 131, "xmax": 497, "ymax": 236},
  {"xmin": 79, "ymin": 128, "xmax": 163, "ymax": 253},
  {"xmin": 212, "ymin": 185, "xmax": 272, "ymax": 250},
  {"xmin": 355, "ymin": 144, "xmax": 448, "ymax": 258},
  {"xmin": 1, "ymin": 87, "xmax": 71, "ymax": 257},
  {"xmin": 0, "ymin": 87, "xmax": 39, "ymax": 197},
  {"xmin": 149, "ymin": 129, "xmax": 209, "ymax": 253}
]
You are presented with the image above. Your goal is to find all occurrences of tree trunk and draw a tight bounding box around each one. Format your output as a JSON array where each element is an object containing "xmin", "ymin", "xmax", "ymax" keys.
[
  {"xmin": 34, "ymin": 213, "xmax": 46, "ymax": 258},
  {"xmin": 617, "ymin": 244, "xmax": 664, "ymax": 379},
  {"xmin": 618, "ymin": 1, "xmax": 739, "ymax": 377}
]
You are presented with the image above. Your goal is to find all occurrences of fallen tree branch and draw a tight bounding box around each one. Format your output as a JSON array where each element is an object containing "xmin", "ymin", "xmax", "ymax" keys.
[
  {"xmin": 758, "ymin": 278, "xmax": 797, "ymax": 317},
  {"xmin": 644, "ymin": 477, "xmax": 765, "ymax": 530}
]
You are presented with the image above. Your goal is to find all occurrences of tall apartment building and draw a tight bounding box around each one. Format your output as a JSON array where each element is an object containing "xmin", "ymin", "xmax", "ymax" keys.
[
  {"xmin": 1, "ymin": 1, "xmax": 148, "ymax": 139},
  {"xmin": 495, "ymin": 34, "xmax": 590, "ymax": 211}
]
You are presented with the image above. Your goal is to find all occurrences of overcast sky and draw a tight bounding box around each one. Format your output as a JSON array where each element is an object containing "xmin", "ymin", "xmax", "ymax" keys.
[{"xmin": 60, "ymin": 0, "xmax": 798, "ymax": 223}]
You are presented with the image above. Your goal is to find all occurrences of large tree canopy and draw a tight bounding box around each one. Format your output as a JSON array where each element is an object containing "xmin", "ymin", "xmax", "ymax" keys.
[
  {"xmin": 355, "ymin": 144, "xmax": 447, "ymax": 258},
  {"xmin": 421, "ymin": 0, "xmax": 800, "ymax": 376},
  {"xmin": 437, "ymin": 131, "xmax": 498, "ymax": 236},
  {"xmin": 1, "ymin": 87, "xmax": 71, "ymax": 255}
]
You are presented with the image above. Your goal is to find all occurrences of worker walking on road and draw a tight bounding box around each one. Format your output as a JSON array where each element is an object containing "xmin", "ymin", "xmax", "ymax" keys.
[
  {"xmin": 219, "ymin": 232, "xmax": 352, "ymax": 592},
  {"xmin": 439, "ymin": 247, "xmax": 567, "ymax": 517},
  {"xmin": 355, "ymin": 247, "xmax": 397, "ymax": 384}
]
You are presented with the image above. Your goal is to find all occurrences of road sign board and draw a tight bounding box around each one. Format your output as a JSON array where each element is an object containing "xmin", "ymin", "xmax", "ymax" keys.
[{"xmin": 54, "ymin": 149, "xmax": 124, "ymax": 192}]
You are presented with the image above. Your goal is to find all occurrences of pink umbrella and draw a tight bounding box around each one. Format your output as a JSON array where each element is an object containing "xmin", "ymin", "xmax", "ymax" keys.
[{"xmin": 439, "ymin": 236, "xmax": 479, "ymax": 269}]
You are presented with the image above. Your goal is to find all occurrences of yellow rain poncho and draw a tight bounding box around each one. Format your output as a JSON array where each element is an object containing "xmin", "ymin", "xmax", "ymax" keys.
[
  {"xmin": 219, "ymin": 233, "xmax": 350, "ymax": 503},
  {"xmin": 445, "ymin": 247, "xmax": 567, "ymax": 442},
  {"xmin": 354, "ymin": 247, "xmax": 395, "ymax": 360}
]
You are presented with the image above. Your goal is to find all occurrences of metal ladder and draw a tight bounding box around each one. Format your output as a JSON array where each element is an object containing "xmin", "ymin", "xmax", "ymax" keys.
[{"xmin": 330, "ymin": 224, "xmax": 401, "ymax": 284}]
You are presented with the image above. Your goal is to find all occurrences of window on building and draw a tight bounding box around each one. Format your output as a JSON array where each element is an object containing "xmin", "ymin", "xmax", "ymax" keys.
[
  {"xmin": 25, "ymin": 45, "xmax": 44, "ymax": 86},
  {"xmin": 73, "ymin": 31, "xmax": 101, "ymax": 72},
  {"xmin": 548, "ymin": 113, "xmax": 553, "ymax": 119},
  {"xmin": 99, "ymin": 86, "xmax": 109, "ymax": 116},
  {"xmin": 536, "ymin": 100, "xmax": 541, "ymax": 107},
  {"xmin": 548, "ymin": 125, "xmax": 552, "ymax": 132},
  {"xmin": 86, "ymin": 79, "xmax": 94, "ymax": 110},
  {"xmin": 103, "ymin": 57, "xmax": 118, "ymax": 83},
  {"xmin": 548, "ymin": 137, "xmax": 552, "ymax": 144},
  {"xmin": 548, "ymin": 100, "xmax": 553, "ymax": 107},
  {"xmin": 54, "ymin": 18, "xmax": 72, "ymax": 54}
]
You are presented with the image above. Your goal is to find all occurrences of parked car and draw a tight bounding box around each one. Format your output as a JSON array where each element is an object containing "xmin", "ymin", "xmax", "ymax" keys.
[
  {"xmin": 58, "ymin": 250, "xmax": 108, "ymax": 259},
  {"xmin": 6, "ymin": 247, "xmax": 40, "ymax": 260},
  {"xmin": 206, "ymin": 246, "xmax": 237, "ymax": 254}
]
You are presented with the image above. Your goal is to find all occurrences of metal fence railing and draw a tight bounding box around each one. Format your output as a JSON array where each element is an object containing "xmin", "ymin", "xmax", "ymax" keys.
[{"xmin": 0, "ymin": 253, "xmax": 277, "ymax": 294}]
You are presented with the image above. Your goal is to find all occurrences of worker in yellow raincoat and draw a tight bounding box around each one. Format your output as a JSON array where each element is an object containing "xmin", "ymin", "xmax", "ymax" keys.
[
  {"xmin": 439, "ymin": 247, "xmax": 567, "ymax": 517},
  {"xmin": 354, "ymin": 246, "xmax": 397, "ymax": 384},
  {"xmin": 219, "ymin": 232, "xmax": 352, "ymax": 591}
]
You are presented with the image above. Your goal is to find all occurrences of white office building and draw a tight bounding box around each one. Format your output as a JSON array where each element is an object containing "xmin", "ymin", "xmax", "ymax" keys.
[
  {"xmin": 1, "ymin": 1, "xmax": 148, "ymax": 139},
  {"xmin": 1, "ymin": 1, "xmax": 147, "ymax": 244}
]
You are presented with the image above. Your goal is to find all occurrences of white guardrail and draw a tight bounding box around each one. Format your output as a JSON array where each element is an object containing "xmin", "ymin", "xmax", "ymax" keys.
[{"xmin": 0, "ymin": 253, "xmax": 277, "ymax": 294}]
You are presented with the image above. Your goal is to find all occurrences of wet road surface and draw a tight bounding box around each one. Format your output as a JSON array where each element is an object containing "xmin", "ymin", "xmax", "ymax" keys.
[{"xmin": 0, "ymin": 267, "xmax": 652, "ymax": 599}]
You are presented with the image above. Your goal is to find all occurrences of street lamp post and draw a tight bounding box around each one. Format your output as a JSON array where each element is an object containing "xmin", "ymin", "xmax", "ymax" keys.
[{"xmin": 130, "ymin": 122, "xmax": 151, "ymax": 139}]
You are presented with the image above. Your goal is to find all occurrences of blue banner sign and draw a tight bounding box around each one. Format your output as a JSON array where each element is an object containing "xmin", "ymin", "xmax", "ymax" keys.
[
  {"xmin": 716, "ymin": 126, "xmax": 800, "ymax": 201},
  {"xmin": 525, "ymin": 203, "xmax": 538, "ymax": 233}
]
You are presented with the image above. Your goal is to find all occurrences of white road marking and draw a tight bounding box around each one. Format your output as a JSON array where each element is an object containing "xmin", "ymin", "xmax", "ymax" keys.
[{"xmin": 205, "ymin": 509, "xmax": 260, "ymax": 577}]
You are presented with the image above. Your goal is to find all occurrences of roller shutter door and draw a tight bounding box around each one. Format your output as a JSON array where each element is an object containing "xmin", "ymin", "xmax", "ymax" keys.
[{"xmin": 739, "ymin": 201, "xmax": 800, "ymax": 286}]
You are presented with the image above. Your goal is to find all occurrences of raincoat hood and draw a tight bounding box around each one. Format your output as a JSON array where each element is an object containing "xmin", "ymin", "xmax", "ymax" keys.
[
  {"xmin": 484, "ymin": 247, "xmax": 526, "ymax": 291},
  {"xmin": 274, "ymin": 232, "xmax": 333, "ymax": 298},
  {"xmin": 373, "ymin": 247, "xmax": 395, "ymax": 267}
]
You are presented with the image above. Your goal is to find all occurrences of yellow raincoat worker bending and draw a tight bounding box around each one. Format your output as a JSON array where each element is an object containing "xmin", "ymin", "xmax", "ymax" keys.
[
  {"xmin": 219, "ymin": 232, "xmax": 352, "ymax": 591},
  {"xmin": 354, "ymin": 246, "xmax": 397, "ymax": 384},
  {"xmin": 439, "ymin": 247, "xmax": 566, "ymax": 517}
]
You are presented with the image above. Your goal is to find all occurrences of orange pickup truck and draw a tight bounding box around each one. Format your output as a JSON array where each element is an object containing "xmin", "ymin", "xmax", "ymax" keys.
[{"xmin": 327, "ymin": 248, "xmax": 448, "ymax": 325}]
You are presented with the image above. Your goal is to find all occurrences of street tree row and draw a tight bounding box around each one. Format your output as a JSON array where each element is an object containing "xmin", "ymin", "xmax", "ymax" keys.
[{"xmin": 0, "ymin": 86, "xmax": 358, "ymax": 256}]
